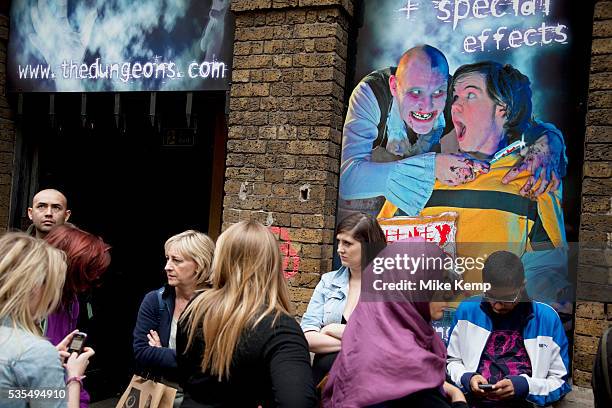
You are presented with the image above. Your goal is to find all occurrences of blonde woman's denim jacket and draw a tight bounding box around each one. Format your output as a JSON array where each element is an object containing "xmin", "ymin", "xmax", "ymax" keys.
[
  {"xmin": 0, "ymin": 319, "xmax": 67, "ymax": 407},
  {"xmin": 300, "ymin": 266, "xmax": 350, "ymax": 332}
]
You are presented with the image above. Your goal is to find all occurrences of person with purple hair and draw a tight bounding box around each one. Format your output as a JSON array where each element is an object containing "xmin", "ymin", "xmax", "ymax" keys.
[{"xmin": 45, "ymin": 224, "xmax": 111, "ymax": 408}]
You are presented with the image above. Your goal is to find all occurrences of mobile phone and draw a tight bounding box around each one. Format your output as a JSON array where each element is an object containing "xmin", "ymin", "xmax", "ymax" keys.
[
  {"xmin": 67, "ymin": 332, "xmax": 87, "ymax": 355},
  {"xmin": 478, "ymin": 384, "xmax": 494, "ymax": 391}
]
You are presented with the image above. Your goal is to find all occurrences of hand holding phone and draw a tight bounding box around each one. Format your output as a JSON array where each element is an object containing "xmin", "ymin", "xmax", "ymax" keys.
[
  {"xmin": 67, "ymin": 332, "xmax": 87, "ymax": 355},
  {"xmin": 478, "ymin": 384, "xmax": 494, "ymax": 392},
  {"xmin": 469, "ymin": 374, "xmax": 489, "ymax": 394}
]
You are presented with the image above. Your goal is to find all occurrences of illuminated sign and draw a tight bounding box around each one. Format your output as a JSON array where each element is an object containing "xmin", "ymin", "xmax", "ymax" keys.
[{"xmin": 8, "ymin": 0, "xmax": 233, "ymax": 92}]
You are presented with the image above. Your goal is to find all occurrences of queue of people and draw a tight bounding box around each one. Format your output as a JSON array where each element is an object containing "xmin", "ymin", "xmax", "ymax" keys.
[
  {"xmin": 0, "ymin": 206, "xmax": 574, "ymax": 408},
  {"xmin": 131, "ymin": 213, "xmax": 573, "ymax": 408}
]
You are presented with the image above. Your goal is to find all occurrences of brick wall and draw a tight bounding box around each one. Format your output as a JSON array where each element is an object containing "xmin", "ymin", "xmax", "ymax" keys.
[
  {"xmin": 0, "ymin": 10, "xmax": 15, "ymax": 232},
  {"xmin": 225, "ymin": 0, "xmax": 354, "ymax": 315},
  {"xmin": 573, "ymin": 0, "xmax": 612, "ymax": 388}
]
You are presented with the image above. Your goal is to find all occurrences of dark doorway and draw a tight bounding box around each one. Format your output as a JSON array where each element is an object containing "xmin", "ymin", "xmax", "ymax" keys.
[{"xmin": 12, "ymin": 91, "xmax": 226, "ymax": 399}]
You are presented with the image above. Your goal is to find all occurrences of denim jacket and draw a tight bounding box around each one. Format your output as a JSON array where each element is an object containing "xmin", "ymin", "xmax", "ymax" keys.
[
  {"xmin": 300, "ymin": 267, "xmax": 350, "ymax": 332},
  {"xmin": 0, "ymin": 319, "xmax": 67, "ymax": 407}
]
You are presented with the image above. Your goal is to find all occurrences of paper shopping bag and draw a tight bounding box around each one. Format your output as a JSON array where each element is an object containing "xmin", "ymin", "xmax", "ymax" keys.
[{"xmin": 116, "ymin": 375, "xmax": 176, "ymax": 408}]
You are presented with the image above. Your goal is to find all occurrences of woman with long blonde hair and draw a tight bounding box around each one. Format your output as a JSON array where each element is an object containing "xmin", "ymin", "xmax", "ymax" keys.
[
  {"xmin": 177, "ymin": 221, "xmax": 316, "ymax": 408},
  {"xmin": 0, "ymin": 232, "xmax": 94, "ymax": 408}
]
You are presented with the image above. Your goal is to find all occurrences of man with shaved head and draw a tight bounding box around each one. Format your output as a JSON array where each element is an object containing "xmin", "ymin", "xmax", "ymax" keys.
[
  {"xmin": 389, "ymin": 46, "xmax": 451, "ymax": 143},
  {"xmin": 340, "ymin": 45, "xmax": 471, "ymax": 216},
  {"xmin": 27, "ymin": 189, "xmax": 71, "ymax": 239},
  {"xmin": 339, "ymin": 45, "xmax": 566, "ymax": 217}
]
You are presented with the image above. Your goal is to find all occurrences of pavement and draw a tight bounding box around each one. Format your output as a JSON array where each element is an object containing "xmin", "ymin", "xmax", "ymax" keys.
[
  {"xmin": 90, "ymin": 397, "xmax": 119, "ymax": 408},
  {"xmin": 91, "ymin": 386, "xmax": 595, "ymax": 408},
  {"xmin": 554, "ymin": 386, "xmax": 595, "ymax": 408}
]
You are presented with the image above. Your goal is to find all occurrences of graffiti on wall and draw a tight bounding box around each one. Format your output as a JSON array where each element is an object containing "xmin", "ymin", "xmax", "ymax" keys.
[{"xmin": 270, "ymin": 227, "xmax": 301, "ymax": 279}]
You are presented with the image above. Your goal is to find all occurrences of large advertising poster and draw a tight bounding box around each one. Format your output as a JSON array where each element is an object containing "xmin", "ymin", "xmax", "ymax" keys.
[
  {"xmin": 8, "ymin": 0, "xmax": 233, "ymax": 92},
  {"xmin": 339, "ymin": 0, "xmax": 593, "ymax": 330}
]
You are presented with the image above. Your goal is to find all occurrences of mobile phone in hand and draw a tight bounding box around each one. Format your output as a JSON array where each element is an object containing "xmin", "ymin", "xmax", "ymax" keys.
[
  {"xmin": 67, "ymin": 332, "xmax": 87, "ymax": 355},
  {"xmin": 478, "ymin": 384, "xmax": 494, "ymax": 391}
]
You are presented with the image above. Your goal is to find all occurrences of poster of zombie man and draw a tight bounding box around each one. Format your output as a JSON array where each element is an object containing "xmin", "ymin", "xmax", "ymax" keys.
[{"xmin": 338, "ymin": 0, "xmax": 594, "ymax": 308}]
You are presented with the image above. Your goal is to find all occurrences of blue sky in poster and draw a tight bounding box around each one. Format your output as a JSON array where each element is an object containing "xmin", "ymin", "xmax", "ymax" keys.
[
  {"xmin": 355, "ymin": 0, "xmax": 573, "ymax": 123},
  {"xmin": 9, "ymin": 0, "xmax": 233, "ymax": 92}
]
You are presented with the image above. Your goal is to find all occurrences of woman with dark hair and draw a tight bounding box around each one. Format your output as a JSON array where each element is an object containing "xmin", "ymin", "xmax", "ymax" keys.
[
  {"xmin": 44, "ymin": 224, "xmax": 111, "ymax": 408},
  {"xmin": 300, "ymin": 212, "xmax": 386, "ymax": 385}
]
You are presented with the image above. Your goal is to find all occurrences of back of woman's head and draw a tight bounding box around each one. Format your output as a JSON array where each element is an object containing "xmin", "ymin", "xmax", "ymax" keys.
[
  {"xmin": 212, "ymin": 221, "xmax": 287, "ymax": 302},
  {"xmin": 165, "ymin": 230, "xmax": 215, "ymax": 289},
  {"xmin": 183, "ymin": 220, "xmax": 291, "ymax": 380},
  {"xmin": 45, "ymin": 225, "xmax": 111, "ymax": 306},
  {"xmin": 0, "ymin": 232, "xmax": 67, "ymax": 334}
]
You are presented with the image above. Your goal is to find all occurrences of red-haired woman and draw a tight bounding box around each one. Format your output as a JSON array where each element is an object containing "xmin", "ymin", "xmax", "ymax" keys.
[{"xmin": 44, "ymin": 224, "xmax": 111, "ymax": 407}]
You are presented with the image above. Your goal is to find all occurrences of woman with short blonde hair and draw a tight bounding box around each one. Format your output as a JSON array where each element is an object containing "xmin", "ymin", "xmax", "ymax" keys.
[
  {"xmin": 133, "ymin": 229, "xmax": 215, "ymax": 406},
  {"xmin": 177, "ymin": 221, "xmax": 316, "ymax": 407},
  {"xmin": 0, "ymin": 232, "xmax": 94, "ymax": 408},
  {"xmin": 164, "ymin": 230, "xmax": 215, "ymax": 290}
]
